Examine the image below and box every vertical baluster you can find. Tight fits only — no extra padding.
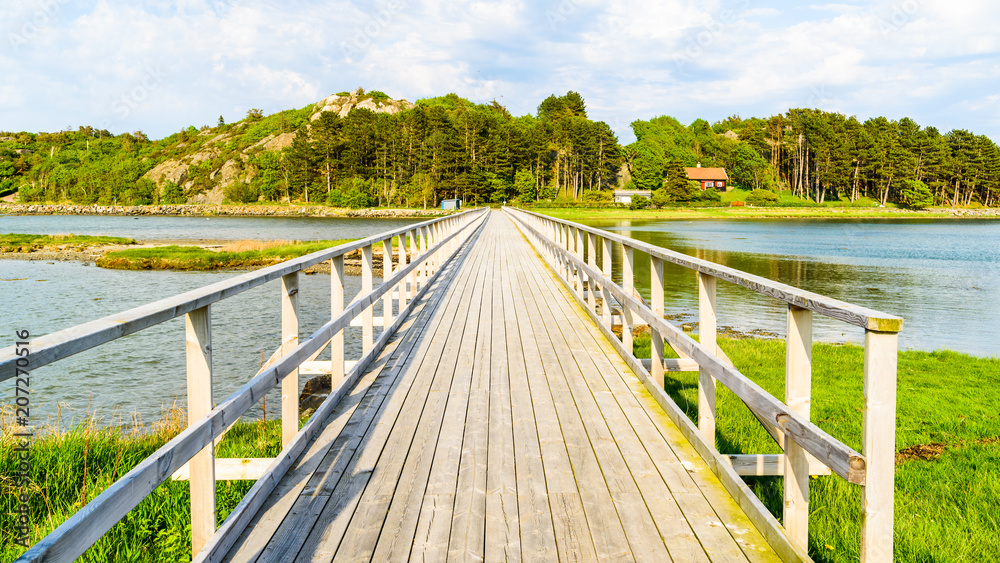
[331,254,344,386]
[622,245,634,355]
[397,233,408,307]
[409,228,418,292]
[601,236,612,328]
[281,272,299,446]
[698,272,717,443]
[185,306,215,556]
[861,329,898,563]
[784,305,812,550]
[575,227,585,299]
[383,238,393,330]
[362,245,373,353]
[587,232,598,313]
[420,226,429,287]
[650,255,664,384]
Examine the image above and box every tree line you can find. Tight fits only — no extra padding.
[3,92,998,208]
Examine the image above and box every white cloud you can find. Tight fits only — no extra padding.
[0,0,996,144]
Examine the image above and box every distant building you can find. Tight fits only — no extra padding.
[613,190,652,204]
[441,198,461,210]
[685,164,730,191]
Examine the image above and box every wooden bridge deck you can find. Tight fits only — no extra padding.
[221,211,783,562]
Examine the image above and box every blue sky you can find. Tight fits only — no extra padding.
[1,0,998,144]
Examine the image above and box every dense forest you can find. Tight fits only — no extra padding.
[1,89,997,208]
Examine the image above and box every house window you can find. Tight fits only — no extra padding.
[705,181,715,188]
[718,181,725,188]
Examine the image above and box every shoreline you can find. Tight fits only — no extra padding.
[532,206,1000,220]
[0,202,453,218]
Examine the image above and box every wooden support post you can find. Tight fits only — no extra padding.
[698,272,717,444]
[281,272,299,446]
[861,330,898,563]
[409,228,418,292]
[587,232,598,313]
[601,236,612,327]
[784,305,812,551]
[420,226,428,289]
[362,245,373,353]
[623,245,634,355]
[331,255,344,387]
[650,256,664,385]
[575,228,585,298]
[383,238,393,331]
[398,233,408,306]
[185,306,215,556]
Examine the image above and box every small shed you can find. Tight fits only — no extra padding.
[613,190,652,204]
[441,198,461,210]
[685,164,730,191]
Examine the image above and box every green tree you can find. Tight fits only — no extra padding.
[663,158,694,201]
[900,179,933,208]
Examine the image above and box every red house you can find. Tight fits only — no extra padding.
[685,164,729,191]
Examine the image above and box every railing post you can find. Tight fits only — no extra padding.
[650,255,664,384]
[575,227,585,299]
[383,237,393,331]
[420,226,429,288]
[784,305,812,551]
[185,305,215,556]
[362,244,373,353]
[409,228,419,292]
[622,245,634,354]
[861,330,898,563]
[587,232,598,313]
[601,236,612,327]
[331,255,344,386]
[698,272,717,444]
[398,233,408,306]
[281,272,300,446]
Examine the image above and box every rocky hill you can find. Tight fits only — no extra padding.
[140,88,415,204]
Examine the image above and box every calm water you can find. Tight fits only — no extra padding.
[0,214,419,241]
[0,215,418,428]
[576,218,1000,358]
[2,214,998,428]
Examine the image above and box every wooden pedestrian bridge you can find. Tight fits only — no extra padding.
[2,208,902,562]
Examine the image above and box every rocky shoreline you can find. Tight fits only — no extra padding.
[0,202,451,218]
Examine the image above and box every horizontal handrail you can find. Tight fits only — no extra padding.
[0,208,483,383]
[15,208,489,562]
[512,208,902,333]
[507,209,865,483]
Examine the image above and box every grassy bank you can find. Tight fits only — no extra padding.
[0,233,134,252]
[96,239,357,270]
[633,334,1000,562]
[1,409,287,562]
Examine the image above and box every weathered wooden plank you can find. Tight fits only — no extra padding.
[172,458,272,482]
[498,233,559,562]
[725,454,831,477]
[698,272,718,444]
[784,305,812,551]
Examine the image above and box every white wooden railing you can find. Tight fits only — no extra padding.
[505,207,901,563]
[0,207,488,562]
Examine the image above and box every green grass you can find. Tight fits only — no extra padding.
[1,410,288,562]
[633,334,1000,562]
[96,239,359,270]
[0,233,134,252]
